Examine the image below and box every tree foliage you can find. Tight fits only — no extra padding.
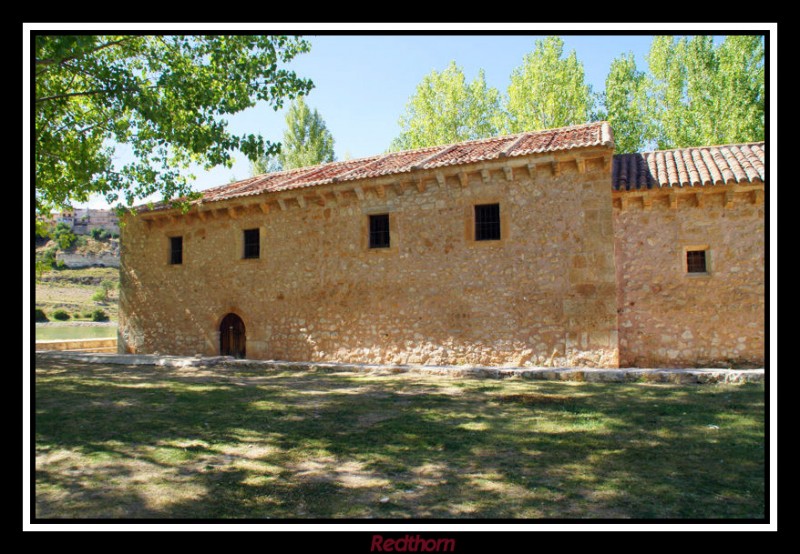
[52,222,76,250]
[505,36,594,133]
[278,97,336,169]
[52,309,71,321]
[390,61,502,150]
[35,35,313,214]
[249,153,283,176]
[715,36,765,144]
[647,35,764,149]
[250,96,335,174]
[91,309,110,322]
[600,53,653,154]
[390,35,763,155]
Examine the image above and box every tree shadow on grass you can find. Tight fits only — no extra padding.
[34,358,765,519]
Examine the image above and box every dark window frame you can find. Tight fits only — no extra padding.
[368,213,391,249]
[474,203,501,241]
[686,249,708,274]
[243,228,260,259]
[169,236,183,265]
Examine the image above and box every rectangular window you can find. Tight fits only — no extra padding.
[686,249,707,273]
[170,236,183,265]
[369,214,390,249]
[475,203,501,241]
[243,228,260,259]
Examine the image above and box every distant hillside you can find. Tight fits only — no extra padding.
[35,266,119,323]
[58,238,120,268]
[36,233,119,269]
[35,234,120,322]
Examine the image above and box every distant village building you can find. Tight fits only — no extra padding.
[119,122,765,368]
[45,208,119,235]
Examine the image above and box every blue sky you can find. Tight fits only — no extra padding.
[83,34,723,208]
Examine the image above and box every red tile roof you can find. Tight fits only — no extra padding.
[196,121,614,204]
[612,142,765,191]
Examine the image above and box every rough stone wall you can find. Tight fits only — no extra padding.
[120,152,619,367]
[613,189,765,367]
[57,251,120,268]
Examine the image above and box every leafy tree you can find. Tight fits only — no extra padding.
[279,97,335,170]
[52,222,76,250]
[249,154,283,176]
[250,96,335,174]
[35,35,313,215]
[599,53,654,153]
[91,309,110,322]
[36,244,58,276]
[505,36,594,133]
[713,35,765,144]
[647,36,703,148]
[90,227,110,240]
[90,280,115,303]
[647,35,764,149]
[390,61,502,150]
[52,309,71,321]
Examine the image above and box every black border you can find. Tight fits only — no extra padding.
[27,25,775,535]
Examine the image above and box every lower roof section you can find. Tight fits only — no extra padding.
[613,142,765,191]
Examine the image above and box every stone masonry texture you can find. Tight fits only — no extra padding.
[120,149,619,367]
[119,126,765,369]
[613,191,764,367]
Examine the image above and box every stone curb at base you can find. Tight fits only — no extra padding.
[34,351,765,384]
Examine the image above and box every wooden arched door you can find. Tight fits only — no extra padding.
[220,313,246,359]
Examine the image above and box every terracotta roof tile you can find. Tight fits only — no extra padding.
[422,136,512,168]
[510,122,612,157]
[612,142,765,191]
[170,121,614,208]
[339,146,442,181]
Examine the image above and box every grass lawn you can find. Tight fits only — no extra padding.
[34,357,765,519]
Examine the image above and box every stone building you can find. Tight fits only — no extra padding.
[45,208,120,235]
[612,144,765,367]
[118,122,765,368]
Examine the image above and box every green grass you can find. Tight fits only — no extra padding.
[36,325,117,341]
[34,357,765,519]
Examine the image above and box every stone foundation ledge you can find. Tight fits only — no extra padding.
[34,351,764,384]
[35,338,117,352]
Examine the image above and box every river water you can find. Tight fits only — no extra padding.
[35,322,117,341]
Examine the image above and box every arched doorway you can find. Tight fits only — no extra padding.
[220,313,246,359]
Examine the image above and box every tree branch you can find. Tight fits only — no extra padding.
[35,37,131,67]
[36,86,145,104]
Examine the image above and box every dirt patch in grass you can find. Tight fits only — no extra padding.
[34,356,766,520]
[494,393,570,405]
